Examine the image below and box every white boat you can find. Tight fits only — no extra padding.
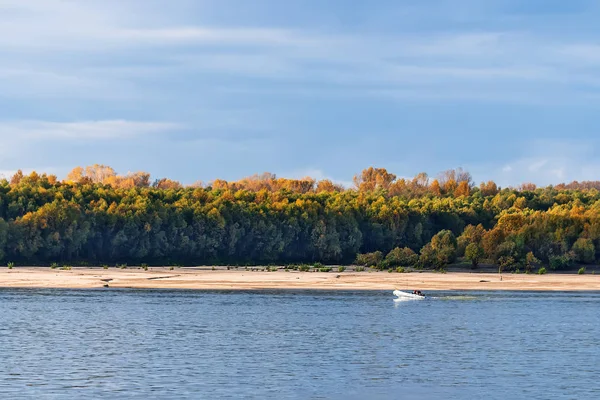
[393,290,425,300]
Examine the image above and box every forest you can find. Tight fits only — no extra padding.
[0,165,598,272]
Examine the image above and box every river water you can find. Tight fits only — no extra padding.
[0,289,598,399]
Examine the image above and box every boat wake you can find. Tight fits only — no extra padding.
[438,295,477,301]
[393,290,478,302]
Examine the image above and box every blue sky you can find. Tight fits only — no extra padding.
[1,0,599,187]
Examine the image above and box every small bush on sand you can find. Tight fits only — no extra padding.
[538,267,547,275]
[578,267,586,275]
[7,262,14,269]
[338,266,346,272]
[319,267,332,272]
[355,266,365,272]
[396,267,405,273]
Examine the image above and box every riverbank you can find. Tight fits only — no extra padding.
[0,267,599,291]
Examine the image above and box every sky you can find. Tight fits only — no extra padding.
[1,0,600,187]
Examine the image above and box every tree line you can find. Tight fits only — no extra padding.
[0,165,597,270]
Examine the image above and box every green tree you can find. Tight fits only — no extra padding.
[572,238,595,264]
[465,243,484,268]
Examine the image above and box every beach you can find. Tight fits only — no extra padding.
[0,267,598,291]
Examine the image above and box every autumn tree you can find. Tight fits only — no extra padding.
[153,178,183,190]
[480,181,499,196]
[454,181,470,197]
[353,167,396,191]
[10,170,24,185]
[457,224,486,256]
[316,180,344,193]
[519,182,537,191]
[429,179,442,196]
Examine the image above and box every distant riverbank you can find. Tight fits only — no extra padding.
[0,267,598,291]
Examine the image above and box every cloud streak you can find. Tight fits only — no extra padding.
[0,120,181,140]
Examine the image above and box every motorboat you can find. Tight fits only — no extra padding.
[393,290,425,300]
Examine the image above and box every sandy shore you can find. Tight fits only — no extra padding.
[0,267,598,291]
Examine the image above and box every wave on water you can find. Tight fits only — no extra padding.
[436,295,478,301]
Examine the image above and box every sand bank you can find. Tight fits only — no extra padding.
[0,267,598,291]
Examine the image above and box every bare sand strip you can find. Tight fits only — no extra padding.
[0,268,598,291]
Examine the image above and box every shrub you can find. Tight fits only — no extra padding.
[102,265,109,270]
[383,247,418,268]
[60,265,72,270]
[355,252,383,267]
[51,263,59,269]
[396,267,405,273]
[299,265,310,272]
[169,266,174,271]
[549,253,575,270]
[313,262,323,269]
[7,262,14,269]
[319,267,332,272]
[338,266,346,272]
[578,267,586,275]
[538,267,547,275]
[141,263,148,268]
[355,266,365,272]
[211,267,216,271]
[143,265,149,271]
